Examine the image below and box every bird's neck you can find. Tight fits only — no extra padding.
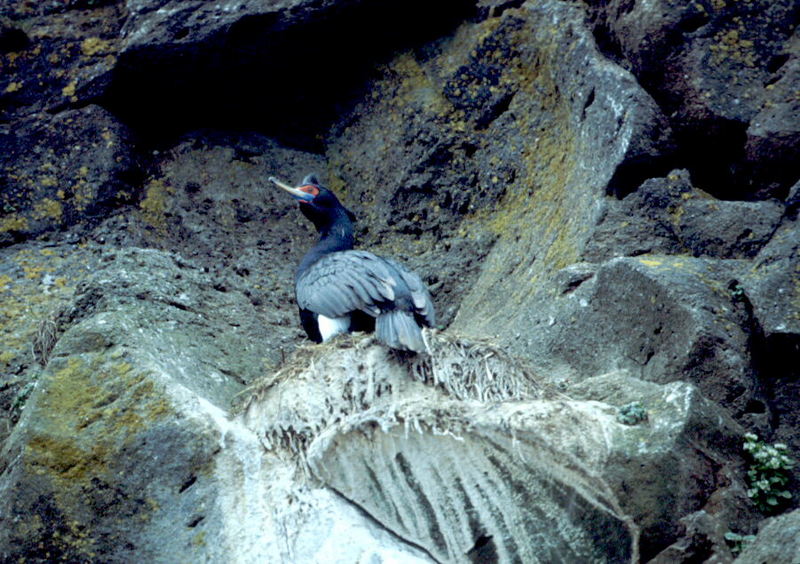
[297,214,354,276]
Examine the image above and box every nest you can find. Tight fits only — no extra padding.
[233,330,557,464]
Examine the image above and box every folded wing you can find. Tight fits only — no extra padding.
[296,250,435,327]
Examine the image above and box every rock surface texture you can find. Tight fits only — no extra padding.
[1,0,798,562]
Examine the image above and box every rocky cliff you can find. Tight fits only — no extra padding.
[1,0,798,562]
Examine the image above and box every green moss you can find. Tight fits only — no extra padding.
[34,355,172,442]
[27,353,173,481]
[27,434,109,481]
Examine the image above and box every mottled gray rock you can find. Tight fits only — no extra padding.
[584,0,800,198]
[1,0,799,560]
[735,509,800,564]
[122,0,274,48]
[745,54,800,199]
[741,212,800,473]
[104,131,327,369]
[572,372,755,560]
[331,0,672,334]
[0,247,251,560]
[0,105,139,244]
[60,248,270,402]
[478,254,764,422]
[0,241,102,449]
[0,3,123,116]
[586,170,784,261]
[743,213,800,339]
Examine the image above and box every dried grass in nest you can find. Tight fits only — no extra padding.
[231,333,379,415]
[411,329,552,403]
[32,311,59,367]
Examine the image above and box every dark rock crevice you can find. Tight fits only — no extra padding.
[0,25,29,54]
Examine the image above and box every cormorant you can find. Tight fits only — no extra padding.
[270,174,435,353]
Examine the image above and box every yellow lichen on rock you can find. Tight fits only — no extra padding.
[40,175,59,187]
[27,353,173,479]
[34,198,64,221]
[81,37,112,57]
[0,350,14,365]
[17,351,172,559]
[139,179,175,231]
[0,214,29,233]
[710,23,757,67]
[62,79,77,98]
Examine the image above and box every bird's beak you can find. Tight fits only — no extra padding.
[269,176,315,202]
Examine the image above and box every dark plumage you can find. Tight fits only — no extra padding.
[271,174,435,352]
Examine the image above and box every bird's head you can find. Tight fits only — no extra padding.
[270,174,356,233]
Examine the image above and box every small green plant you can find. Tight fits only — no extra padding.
[729,281,746,301]
[616,402,648,425]
[724,531,756,555]
[11,381,36,414]
[743,432,795,513]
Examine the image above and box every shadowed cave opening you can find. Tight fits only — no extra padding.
[101,0,478,153]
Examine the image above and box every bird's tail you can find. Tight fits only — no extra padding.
[376,310,427,353]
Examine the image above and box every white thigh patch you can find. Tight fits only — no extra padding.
[317,315,350,342]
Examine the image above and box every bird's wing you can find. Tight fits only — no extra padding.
[296,251,400,319]
[383,256,436,327]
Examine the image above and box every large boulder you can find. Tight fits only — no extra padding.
[0,241,101,448]
[744,52,800,198]
[0,247,431,562]
[742,208,800,340]
[740,202,800,473]
[109,0,476,143]
[477,254,767,425]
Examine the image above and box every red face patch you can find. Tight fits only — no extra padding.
[298,185,319,199]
